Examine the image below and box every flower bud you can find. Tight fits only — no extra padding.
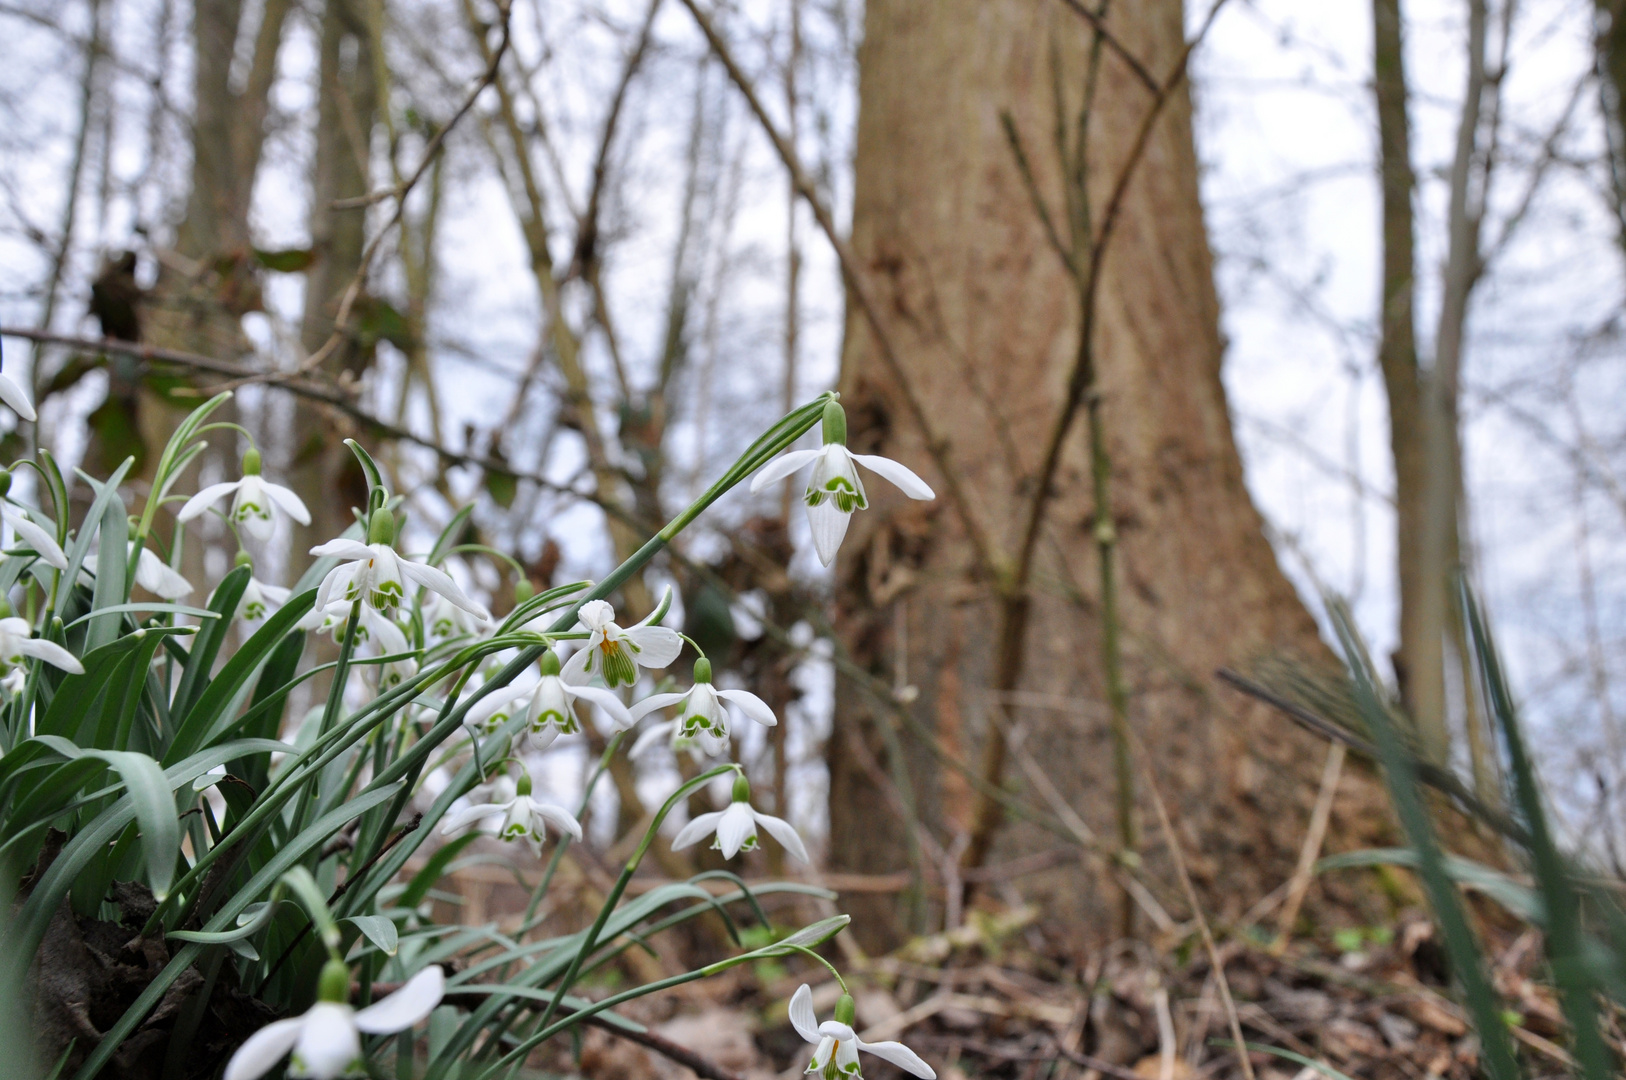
[540,649,562,677]
[514,579,535,603]
[821,399,847,446]
[0,468,12,497]
[515,769,533,797]
[693,657,712,684]
[317,958,352,1004]
[234,549,253,569]
[242,447,262,475]
[731,772,751,804]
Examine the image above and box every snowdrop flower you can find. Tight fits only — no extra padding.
[221,553,289,624]
[629,658,775,760]
[560,598,681,688]
[299,599,417,687]
[672,773,809,863]
[789,984,935,1080]
[0,492,67,570]
[178,449,311,541]
[527,649,632,749]
[425,592,483,643]
[0,616,83,675]
[750,400,933,566]
[238,576,291,624]
[440,768,582,855]
[464,683,532,740]
[85,543,193,599]
[312,511,489,622]
[225,960,443,1080]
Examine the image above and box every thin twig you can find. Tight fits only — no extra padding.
[301,2,513,373]
[1271,742,1345,951]
[1051,0,1160,94]
[1132,743,1256,1080]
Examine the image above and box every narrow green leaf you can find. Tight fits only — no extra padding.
[168,564,250,724]
[86,488,128,651]
[347,915,400,956]
[84,750,178,901]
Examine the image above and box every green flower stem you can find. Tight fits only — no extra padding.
[481,941,801,1080]
[522,729,626,925]
[293,600,364,834]
[528,765,742,1040]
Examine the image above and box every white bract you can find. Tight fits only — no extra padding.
[671,775,809,863]
[312,539,488,622]
[560,599,680,688]
[629,658,775,759]
[528,649,632,749]
[440,770,582,855]
[789,984,935,1080]
[85,543,193,599]
[750,401,933,565]
[225,964,444,1080]
[178,450,311,541]
[0,503,67,569]
[0,616,83,675]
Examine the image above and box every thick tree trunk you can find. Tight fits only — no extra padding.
[827,0,1393,947]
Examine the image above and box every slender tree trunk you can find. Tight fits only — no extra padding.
[289,0,382,558]
[827,0,1393,946]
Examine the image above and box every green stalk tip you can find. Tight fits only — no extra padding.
[317,958,351,1003]
[693,657,712,684]
[242,447,262,475]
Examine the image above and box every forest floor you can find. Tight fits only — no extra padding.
[533,898,1587,1080]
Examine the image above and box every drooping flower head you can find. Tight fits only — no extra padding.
[527,648,632,749]
[439,767,582,856]
[789,984,935,1080]
[671,772,809,863]
[178,448,312,541]
[224,960,443,1080]
[560,599,680,688]
[628,657,777,760]
[750,400,934,566]
[223,551,290,624]
[0,473,67,570]
[84,542,192,599]
[311,509,489,622]
[0,615,82,677]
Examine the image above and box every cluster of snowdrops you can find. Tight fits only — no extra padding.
[0,374,936,1080]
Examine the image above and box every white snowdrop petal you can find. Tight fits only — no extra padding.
[0,373,37,422]
[398,559,490,621]
[567,682,633,727]
[440,802,505,835]
[354,965,444,1033]
[290,1003,361,1078]
[558,646,593,686]
[621,624,682,669]
[749,448,821,494]
[834,1036,863,1075]
[177,481,239,522]
[224,1017,305,1080]
[752,810,810,864]
[819,1020,856,1042]
[3,508,67,569]
[535,803,584,842]
[576,600,615,631]
[16,637,84,674]
[805,499,851,566]
[788,984,821,1045]
[628,690,688,723]
[856,1037,937,1078]
[715,803,756,859]
[263,480,313,524]
[851,453,935,500]
[310,539,375,560]
[716,688,777,728]
[670,810,726,851]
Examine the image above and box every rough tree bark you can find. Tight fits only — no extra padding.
[827,0,1393,946]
